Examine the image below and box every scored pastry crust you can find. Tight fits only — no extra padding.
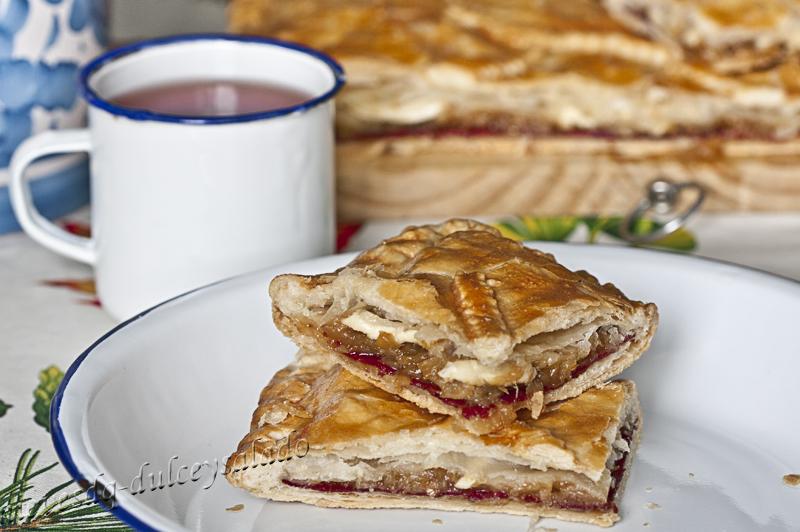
[270,219,657,434]
[226,356,642,527]
[230,0,800,140]
[603,0,800,73]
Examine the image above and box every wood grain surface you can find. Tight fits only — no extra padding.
[336,136,800,220]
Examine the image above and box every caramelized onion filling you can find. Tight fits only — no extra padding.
[318,317,633,419]
[320,320,531,420]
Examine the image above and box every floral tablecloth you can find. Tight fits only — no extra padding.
[1,210,799,529]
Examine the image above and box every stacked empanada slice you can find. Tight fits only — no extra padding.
[268,219,657,434]
[227,356,641,527]
[227,220,658,526]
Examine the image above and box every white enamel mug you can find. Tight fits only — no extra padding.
[9,35,345,320]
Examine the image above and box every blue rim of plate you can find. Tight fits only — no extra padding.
[49,244,800,531]
[49,277,229,532]
[80,33,346,125]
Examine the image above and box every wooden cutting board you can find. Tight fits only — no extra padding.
[336,135,800,220]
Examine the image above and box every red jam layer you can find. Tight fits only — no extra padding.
[345,352,397,377]
[339,330,634,416]
[283,479,509,502]
[498,383,528,404]
[545,334,635,393]
[342,351,501,419]
[343,123,774,143]
[410,377,497,419]
[282,421,636,513]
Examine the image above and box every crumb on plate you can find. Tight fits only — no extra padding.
[225,504,244,512]
[432,519,443,525]
[784,474,800,487]
[526,516,550,532]
[645,502,661,510]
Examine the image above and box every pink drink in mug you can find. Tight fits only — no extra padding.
[110,80,313,117]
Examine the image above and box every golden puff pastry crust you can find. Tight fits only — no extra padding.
[603,0,800,74]
[269,219,657,434]
[226,357,642,527]
[230,0,800,140]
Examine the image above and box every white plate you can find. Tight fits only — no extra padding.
[52,244,800,531]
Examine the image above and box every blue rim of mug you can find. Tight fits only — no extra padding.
[79,33,346,125]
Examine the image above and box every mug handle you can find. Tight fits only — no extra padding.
[9,129,96,264]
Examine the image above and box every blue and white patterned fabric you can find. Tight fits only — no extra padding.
[0,0,106,232]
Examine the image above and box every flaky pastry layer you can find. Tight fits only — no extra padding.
[231,0,800,140]
[226,357,642,527]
